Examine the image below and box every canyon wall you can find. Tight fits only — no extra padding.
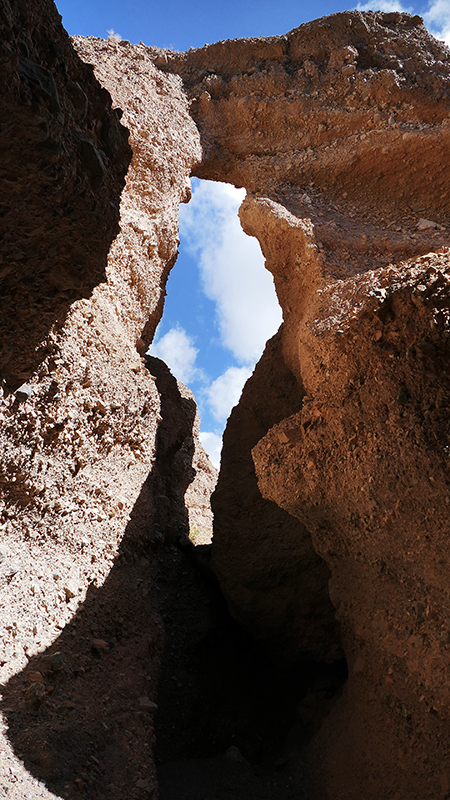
[160,11,450,799]
[0,6,214,798]
[0,1,203,678]
[211,328,342,665]
[2,5,450,799]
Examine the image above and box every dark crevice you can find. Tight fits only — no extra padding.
[147,356,348,798]
[154,534,348,800]
[146,319,348,800]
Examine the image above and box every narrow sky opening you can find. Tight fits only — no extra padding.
[149,179,283,469]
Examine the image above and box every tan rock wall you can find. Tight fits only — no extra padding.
[0,14,210,800]
[161,12,450,798]
[0,12,201,686]
[73,37,201,353]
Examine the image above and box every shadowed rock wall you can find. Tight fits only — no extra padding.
[0,0,130,390]
[212,329,342,665]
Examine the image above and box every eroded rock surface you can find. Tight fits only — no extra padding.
[2,7,450,800]
[146,355,217,544]
[0,17,202,676]
[0,10,214,800]
[253,249,450,799]
[0,0,130,391]
[73,36,201,354]
[161,11,450,799]
[161,10,450,220]
[212,329,341,665]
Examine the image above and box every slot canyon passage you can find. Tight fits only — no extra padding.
[2,2,450,799]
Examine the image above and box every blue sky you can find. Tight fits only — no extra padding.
[150,181,282,467]
[56,0,450,51]
[56,0,450,466]
[58,0,357,52]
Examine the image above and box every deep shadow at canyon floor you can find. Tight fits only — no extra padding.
[1,357,346,800]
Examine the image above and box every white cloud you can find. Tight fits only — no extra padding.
[149,326,199,384]
[179,180,282,365]
[107,29,122,42]
[199,431,222,469]
[356,0,411,10]
[423,0,450,44]
[355,0,450,45]
[204,365,253,424]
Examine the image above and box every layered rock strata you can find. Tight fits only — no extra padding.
[160,9,450,222]
[158,11,450,798]
[252,232,450,799]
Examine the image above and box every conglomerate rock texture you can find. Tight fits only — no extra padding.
[2,5,450,800]
[159,10,450,799]
[0,0,130,391]
[253,249,450,799]
[0,4,203,681]
[0,7,216,800]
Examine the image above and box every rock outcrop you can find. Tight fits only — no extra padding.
[2,5,450,800]
[212,329,342,665]
[0,8,214,799]
[0,0,130,391]
[161,10,450,218]
[146,355,217,544]
[160,11,450,798]
[253,250,450,799]
[0,9,203,678]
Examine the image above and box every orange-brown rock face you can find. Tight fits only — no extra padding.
[253,249,450,799]
[162,10,450,218]
[160,11,450,798]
